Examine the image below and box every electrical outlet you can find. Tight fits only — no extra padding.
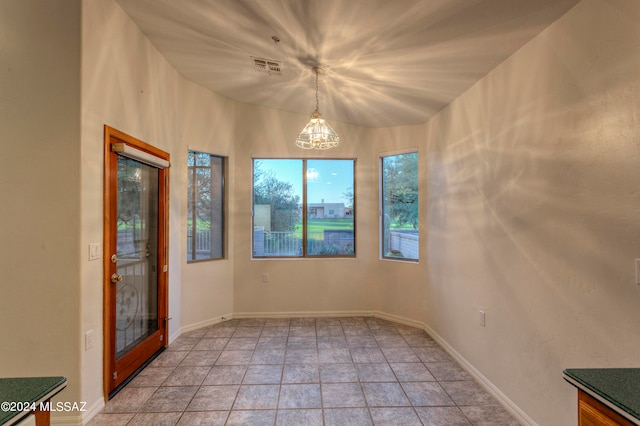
[262,273,269,283]
[479,310,486,327]
[85,330,94,350]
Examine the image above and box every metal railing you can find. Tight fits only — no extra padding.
[262,231,303,255]
[187,230,212,256]
[253,230,354,256]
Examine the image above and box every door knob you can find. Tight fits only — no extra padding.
[110,273,123,283]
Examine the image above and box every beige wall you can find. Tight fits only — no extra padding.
[81,0,183,414]
[416,0,639,424]
[177,81,236,332]
[233,1,640,424]
[232,104,380,315]
[365,126,430,323]
[0,0,82,419]
[81,0,237,418]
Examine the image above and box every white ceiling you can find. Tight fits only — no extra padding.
[115,0,580,128]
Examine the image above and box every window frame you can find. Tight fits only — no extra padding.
[380,150,419,262]
[187,150,227,263]
[252,158,356,259]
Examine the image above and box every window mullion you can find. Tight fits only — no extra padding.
[208,163,214,259]
[220,160,225,259]
[190,165,197,260]
[302,159,308,257]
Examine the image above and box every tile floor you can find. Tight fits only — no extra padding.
[89,317,519,425]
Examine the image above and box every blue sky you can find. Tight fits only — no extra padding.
[255,159,354,205]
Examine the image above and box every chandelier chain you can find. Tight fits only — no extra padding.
[315,68,320,113]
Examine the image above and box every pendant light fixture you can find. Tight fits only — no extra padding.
[295,67,340,150]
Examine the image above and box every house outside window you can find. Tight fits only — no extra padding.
[381,151,419,261]
[253,159,355,258]
[187,151,225,261]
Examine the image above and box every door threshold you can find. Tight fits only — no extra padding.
[108,347,165,400]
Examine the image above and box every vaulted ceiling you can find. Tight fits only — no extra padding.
[116,0,580,128]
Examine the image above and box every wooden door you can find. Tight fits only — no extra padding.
[103,126,169,398]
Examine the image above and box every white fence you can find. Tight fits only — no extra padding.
[187,230,222,258]
[388,230,419,259]
[253,228,353,256]
[194,227,414,258]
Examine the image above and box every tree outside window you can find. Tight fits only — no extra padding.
[381,152,419,261]
[187,151,225,261]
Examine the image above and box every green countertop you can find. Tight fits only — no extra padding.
[563,368,640,425]
[0,377,67,425]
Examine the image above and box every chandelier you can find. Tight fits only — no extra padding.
[295,67,340,150]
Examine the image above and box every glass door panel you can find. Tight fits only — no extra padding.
[115,156,159,359]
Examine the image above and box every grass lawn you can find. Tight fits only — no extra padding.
[295,218,354,239]
[389,221,417,230]
[291,218,413,240]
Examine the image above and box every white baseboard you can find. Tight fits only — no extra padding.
[231,310,374,320]
[372,310,427,330]
[176,310,532,426]
[54,395,104,426]
[178,314,231,335]
[50,413,82,425]
[80,397,105,425]
[421,323,534,426]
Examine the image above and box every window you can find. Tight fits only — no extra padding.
[253,159,355,258]
[381,152,419,261]
[187,151,225,261]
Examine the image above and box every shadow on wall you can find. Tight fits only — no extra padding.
[426,39,640,366]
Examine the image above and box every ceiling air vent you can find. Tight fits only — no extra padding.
[251,56,281,76]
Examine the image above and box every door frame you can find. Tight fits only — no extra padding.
[103,125,170,399]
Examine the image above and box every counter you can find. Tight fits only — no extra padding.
[564,368,640,425]
[0,377,67,426]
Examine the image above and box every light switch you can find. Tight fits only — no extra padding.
[89,243,101,261]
